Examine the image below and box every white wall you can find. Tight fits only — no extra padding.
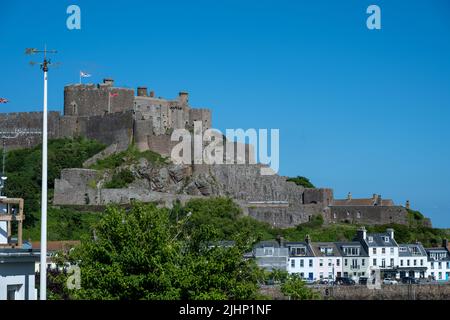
[0,262,36,300]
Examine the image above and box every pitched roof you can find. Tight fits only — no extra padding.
[364,233,398,247]
[285,241,315,257]
[398,243,427,257]
[31,241,80,252]
[334,241,369,257]
[310,242,340,257]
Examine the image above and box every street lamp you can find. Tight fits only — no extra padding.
[26,46,57,300]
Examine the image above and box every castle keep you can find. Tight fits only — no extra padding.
[0,79,431,228]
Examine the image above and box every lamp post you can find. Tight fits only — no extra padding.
[26,46,57,300]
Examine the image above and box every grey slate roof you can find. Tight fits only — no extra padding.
[310,242,341,257]
[425,247,450,261]
[285,241,315,257]
[398,243,427,257]
[335,241,369,257]
[363,233,398,247]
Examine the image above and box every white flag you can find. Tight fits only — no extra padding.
[80,71,91,78]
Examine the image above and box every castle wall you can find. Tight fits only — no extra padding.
[303,188,333,206]
[0,111,61,149]
[328,206,410,225]
[64,84,134,117]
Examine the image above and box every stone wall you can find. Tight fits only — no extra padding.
[0,111,61,149]
[328,205,410,225]
[64,83,134,117]
[303,188,333,206]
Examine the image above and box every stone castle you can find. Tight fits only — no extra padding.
[0,79,431,228]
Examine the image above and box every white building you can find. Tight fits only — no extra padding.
[425,240,450,281]
[397,243,428,279]
[335,241,369,281]
[0,197,40,300]
[286,237,316,280]
[309,241,342,281]
[254,240,288,272]
[0,249,39,300]
[355,227,399,279]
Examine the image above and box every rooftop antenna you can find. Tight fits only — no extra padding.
[26,45,58,301]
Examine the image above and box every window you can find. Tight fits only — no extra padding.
[291,259,295,268]
[328,272,333,279]
[431,262,434,269]
[439,262,442,269]
[372,248,376,254]
[400,260,404,266]
[344,259,348,266]
[420,260,424,266]
[438,272,442,280]
[399,247,407,253]
[384,237,389,243]
[309,259,313,267]
[414,259,417,266]
[407,260,410,266]
[7,285,20,301]
[300,272,304,278]
[390,258,394,267]
[382,248,386,254]
[319,259,323,267]
[373,259,377,266]
[336,259,340,267]
[264,248,273,255]
[390,248,394,254]
[319,272,324,279]
[328,259,332,267]
[300,259,304,268]
[362,259,365,266]
[368,236,373,243]
[381,258,386,268]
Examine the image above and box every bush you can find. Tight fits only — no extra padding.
[286,176,315,188]
[104,169,135,188]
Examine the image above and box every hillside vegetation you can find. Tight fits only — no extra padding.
[1,138,448,246]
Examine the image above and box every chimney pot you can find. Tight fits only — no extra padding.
[103,78,114,86]
[137,87,148,97]
[149,91,155,98]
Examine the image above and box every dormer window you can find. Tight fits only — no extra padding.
[264,247,274,255]
[384,237,389,243]
[368,236,373,243]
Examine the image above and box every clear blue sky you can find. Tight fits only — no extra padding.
[1,1,449,227]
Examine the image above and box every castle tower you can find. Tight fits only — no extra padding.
[405,200,410,209]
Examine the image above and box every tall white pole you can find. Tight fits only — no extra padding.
[40,68,48,300]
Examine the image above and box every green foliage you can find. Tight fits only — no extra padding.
[63,203,261,300]
[104,169,135,189]
[89,144,167,170]
[3,137,105,226]
[281,274,321,300]
[22,207,102,241]
[407,209,425,221]
[286,176,315,188]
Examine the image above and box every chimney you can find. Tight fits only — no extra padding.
[386,228,394,240]
[149,91,155,98]
[276,235,284,247]
[405,200,410,209]
[376,194,382,206]
[137,87,148,97]
[357,226,367,240]
[305,234,311,244]
[347,192,352,200]
[443,239,448,249]
[103,78,114,86]
[179,91,189,105]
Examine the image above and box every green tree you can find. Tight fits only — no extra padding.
[65,202,262,300]
[286,176,315,188]
[281,274,321,300]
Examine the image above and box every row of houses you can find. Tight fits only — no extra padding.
[254,227,450,282]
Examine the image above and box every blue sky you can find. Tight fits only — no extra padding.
[1,1,449,227]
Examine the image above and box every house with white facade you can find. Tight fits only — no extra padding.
[425,240,450,281]
[0,197,40,300]
[309,241,342,281]
[355,227,399,278]
[335,241,369,281]
[254,240,288,272]
[285,236,315,280]
[397,242,428,279]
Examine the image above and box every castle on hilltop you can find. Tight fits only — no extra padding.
[0,79,432,228]
[1,78,211,156]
